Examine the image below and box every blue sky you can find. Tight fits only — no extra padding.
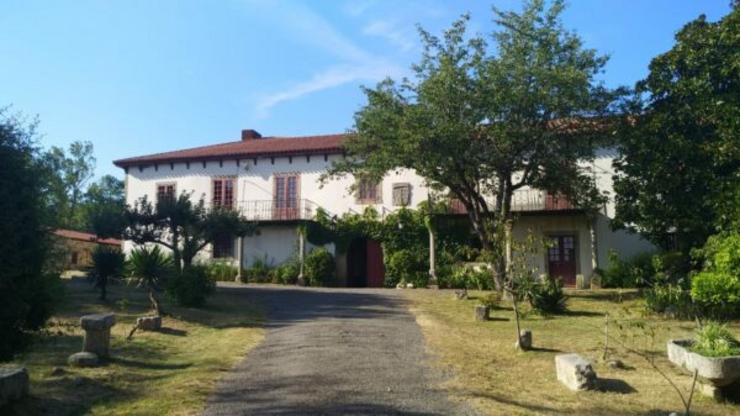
[0,0,731,178]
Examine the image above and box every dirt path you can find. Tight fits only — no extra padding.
[203,285,472,415]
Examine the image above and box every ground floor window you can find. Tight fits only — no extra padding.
[213,234,235,258]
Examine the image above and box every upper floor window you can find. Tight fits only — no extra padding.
[156,183,176,203]
[213,177,235,209]
[392,183,411,206]
[273,174,300,220]
[356,178,382,204]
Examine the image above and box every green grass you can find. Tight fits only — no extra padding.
[4,280,264,416]
[404,289,740,416]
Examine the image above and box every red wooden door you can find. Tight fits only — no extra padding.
[273,175,299,220]
[366,240,385,288]
[548,235,577,286]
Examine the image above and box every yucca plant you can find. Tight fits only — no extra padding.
[90,246,125,301]
[127,246,173,316]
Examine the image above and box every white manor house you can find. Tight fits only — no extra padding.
[114,129,654,288]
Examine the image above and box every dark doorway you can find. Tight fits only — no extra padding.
[547,234,577,286]
[346,238,385,288]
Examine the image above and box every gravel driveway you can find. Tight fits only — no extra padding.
[203,284,472,416]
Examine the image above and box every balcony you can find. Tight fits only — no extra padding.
[237,199,319,221]
[446,190,575,214]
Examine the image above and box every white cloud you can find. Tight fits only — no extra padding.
[247,0,408,118]
[255,63,402,118]
[342,0,376,17]
[362,19,416,52]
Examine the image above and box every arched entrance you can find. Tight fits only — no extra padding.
[346,238,385,287]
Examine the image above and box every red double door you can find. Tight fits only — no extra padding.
[548,235,577,286]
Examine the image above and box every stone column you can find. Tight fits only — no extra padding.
[80,313,116,357]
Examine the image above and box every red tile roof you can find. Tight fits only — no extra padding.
[53,229,122,246]
[113,133,348,167]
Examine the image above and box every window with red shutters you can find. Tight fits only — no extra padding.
[273,174,300,220]
[212,177,235,209]
[156,183,176,203]
[356,177,381,204]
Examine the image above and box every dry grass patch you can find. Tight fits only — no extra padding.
[405,289,740,416]
[5,280,264,416]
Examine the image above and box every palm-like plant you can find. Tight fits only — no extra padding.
[90,246,125,301]
[127,246,173,316]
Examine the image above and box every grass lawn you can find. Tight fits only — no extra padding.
[4,279,264,416]
[404,289,740,416]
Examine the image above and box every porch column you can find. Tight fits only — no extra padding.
[297,228,306,286]
[236,236,244,282]
[428,225,438,288]
[589,217,598,272]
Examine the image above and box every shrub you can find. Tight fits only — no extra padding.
[304,247,335,286]
[691,271,740,319]
[167,265,215,307]
[527,278,567,314]
[243,255,274,283]
[651,251,690,284]
[644,283,693,317]
[602,250,656,288]
[441,264,493,290]
[690,233,740,319]
[385,249,428,288]
[204,260,239,282]
[274,259,300,285]
[479,291,502,309]
[691,322,740,357]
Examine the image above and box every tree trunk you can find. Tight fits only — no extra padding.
[149,288,164,316]
[171,226,182,273]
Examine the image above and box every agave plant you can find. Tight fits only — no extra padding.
[90,246,125,301]
[127,246,173,316]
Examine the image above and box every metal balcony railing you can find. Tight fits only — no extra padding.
[237,199,319,221]
[446,190,575,214]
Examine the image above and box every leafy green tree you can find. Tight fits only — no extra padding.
[326,0,616,289]
[0,110,60,360]
[613,5,740,253]
[125,193,256,272]
[41,140,96,229]
[90,246,125,301]
[85,175,126,236]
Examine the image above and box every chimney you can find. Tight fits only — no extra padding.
[241,129,262,141]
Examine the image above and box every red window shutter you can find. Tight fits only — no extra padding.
[213,179,223,207]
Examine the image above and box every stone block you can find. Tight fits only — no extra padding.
[454,289,468,300]
[474,305,489,321]
[516,329,532,350]
[80,313,115,357]
[555,354,597,391]
[0,367,29,406]
[68,352,100,367]
[80,313,115,331]
[136,315,162,331]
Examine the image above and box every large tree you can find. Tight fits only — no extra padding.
[41,140,96,229]
[326,0,617,289]
[613,5,740,253]
[0,110,59,360]
[125,193,256,272]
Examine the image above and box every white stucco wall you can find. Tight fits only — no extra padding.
[121,145,655,272]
